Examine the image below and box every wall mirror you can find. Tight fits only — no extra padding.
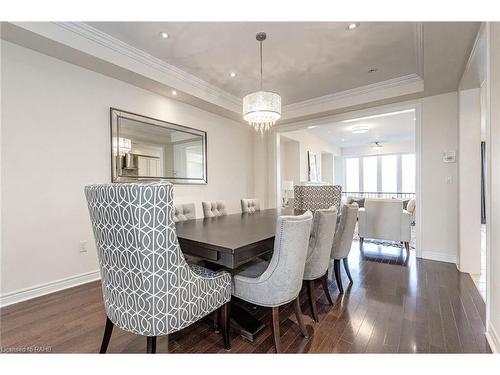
[111,108,207,184]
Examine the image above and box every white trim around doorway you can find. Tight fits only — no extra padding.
[274,101,423,258]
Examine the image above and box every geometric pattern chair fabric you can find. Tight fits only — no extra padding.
[202,200,228,218]
[85,183,231,352]
[293,185,342,212]
[173,202,196,222]
[240,198,260,213]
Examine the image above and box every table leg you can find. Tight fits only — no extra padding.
[230,299,266,342]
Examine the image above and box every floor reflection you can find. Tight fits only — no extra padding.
[353,241,411,266]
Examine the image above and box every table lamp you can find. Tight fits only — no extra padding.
[282,180,294,207]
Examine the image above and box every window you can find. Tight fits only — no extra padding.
[343,153,416,194]
[345,158,359,192]
[402,154,416,193]
[363,156,377,192]
[381,155,397,192]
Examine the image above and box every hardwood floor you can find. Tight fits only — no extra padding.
[0,242,491,354]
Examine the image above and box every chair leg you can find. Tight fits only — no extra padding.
[99,317,114,354]
[359,237,364,250]
[404,241,410,252]
[271,306,282,353]
[218,302,231,350]
[293,296,309,339]
[306,280,319,322]
[213,311,219,333]
[334,259,344,294]
[343,258,353,283]
[147,336,157,354]
[320,274,334,305]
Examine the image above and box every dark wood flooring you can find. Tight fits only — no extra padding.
[0,242,491,353]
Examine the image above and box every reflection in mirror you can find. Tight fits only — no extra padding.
[111,109,207,184]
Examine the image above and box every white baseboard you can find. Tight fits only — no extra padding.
[419,251,457,264]
[486,321,500,353]
[0,270,101,308]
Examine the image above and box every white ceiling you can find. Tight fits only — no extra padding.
[305,109,415,148]
[2,22,479,123]
[87,22,419,105]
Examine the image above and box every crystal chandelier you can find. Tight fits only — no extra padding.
[243,32,281,133]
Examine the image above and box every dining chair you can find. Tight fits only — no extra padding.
[202,200,228,218]
[173,202,196,222]
[85,182,232,353]
[330,203,359,294]
[240,198,260,213]
[303,207,338,322]
[231,211,313,353]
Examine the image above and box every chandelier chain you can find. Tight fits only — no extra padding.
[259,39,263,90]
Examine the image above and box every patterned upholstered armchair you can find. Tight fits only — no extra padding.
[294,185,342,212]
[202,200,228,218]
[240,198,260,213]
[303,207,338,322]
[85,183,231,353]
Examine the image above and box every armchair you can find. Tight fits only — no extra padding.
[358,198,411,252]
[85,183,231,353]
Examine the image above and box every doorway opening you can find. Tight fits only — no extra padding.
[275,103,421,258]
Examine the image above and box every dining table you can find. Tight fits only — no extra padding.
[175,207,298,341]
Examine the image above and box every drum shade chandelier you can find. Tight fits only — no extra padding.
[242,32,281,133]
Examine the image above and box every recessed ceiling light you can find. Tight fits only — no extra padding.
[346,23,360,30]
[307,125,318,129]
[342,109,415,123]
[368,68,378,73]
[351,125,369,134]
[160,32,169,39]
[171,90,177,95]
[341,138,345,142]
[230,72,237,78]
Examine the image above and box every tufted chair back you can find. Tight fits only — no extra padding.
[85,183,230,337]
[173,203,196,222]
[202,200,228,218]
[241,198,260,213]
[331,203,359,260]
[303,207,338,280]
[232,211,313,307]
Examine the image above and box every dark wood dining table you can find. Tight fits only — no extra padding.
[175,207,297,341]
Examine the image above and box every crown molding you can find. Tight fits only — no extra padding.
[281,73,424,120]
[415,22,424,78]
[55,22,242,107]
[8,21,242,114]
[459,22,486,89]
[7,22,425,123]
